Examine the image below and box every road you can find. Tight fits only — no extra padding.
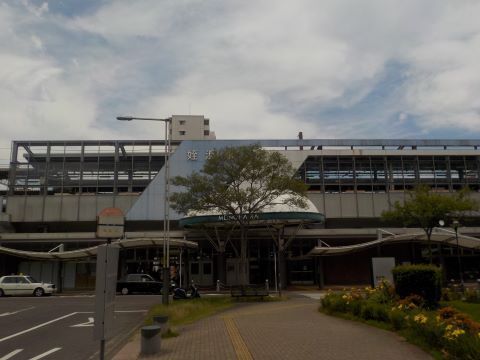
[0,294,160,360]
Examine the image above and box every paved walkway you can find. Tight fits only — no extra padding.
[113,294,432,360]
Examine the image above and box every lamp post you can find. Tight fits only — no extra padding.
[438,219,464,289]
[117,116,172,304]
[452,220,464,289]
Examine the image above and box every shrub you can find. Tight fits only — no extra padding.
[444,332,480,360]
[350,299,363,317]
[367,280,396,304]
[389,309,407,330]
[392,264,442,307]
[464,288,480,304]
[441,288,462,301]
[360,300,389,322]
[321,293,347,313]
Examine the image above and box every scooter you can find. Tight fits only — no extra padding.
[173,284,201,300]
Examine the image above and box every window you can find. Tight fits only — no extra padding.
[191,263,199,275]
[1,277,15,284]
[17,277,29,284]
[204,130,210,136]
[141,275,153,282]
[127,274,142,282]
[179,120,186,125]
[179,131,186,136]
[204,119,209,125]
[203,263,212,275]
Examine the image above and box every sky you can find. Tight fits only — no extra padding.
[1,0,480,165]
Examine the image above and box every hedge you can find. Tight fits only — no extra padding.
[392,264,442,307]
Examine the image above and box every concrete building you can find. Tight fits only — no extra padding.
[1,116,479,290]
[170,115,215,141]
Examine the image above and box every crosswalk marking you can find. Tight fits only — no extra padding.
[0,349,23,360]
[29,348,61,360]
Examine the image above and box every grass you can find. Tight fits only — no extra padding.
[232,294,288,302]
[443,300,480,322]
[145,296,234,327]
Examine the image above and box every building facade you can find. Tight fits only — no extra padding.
[1,117,480,290]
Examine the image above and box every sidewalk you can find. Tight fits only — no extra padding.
[113,293,432,360]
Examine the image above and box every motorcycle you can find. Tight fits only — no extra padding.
[173,284,201,300]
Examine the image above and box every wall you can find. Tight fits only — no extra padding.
[6,194,138,222]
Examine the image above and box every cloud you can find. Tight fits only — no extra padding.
[1,0,480,169]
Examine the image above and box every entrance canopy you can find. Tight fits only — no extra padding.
[0,237,198,261]
[308,230,480,256]
[179,196,324,228]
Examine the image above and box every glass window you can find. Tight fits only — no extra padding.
[418,157,435,183]
[141,275,153,282]
[305,158,321,183]
[1,277,15,284]
[191,263,199,275]
[370,158,386,181]
[127,274,142,282]
[17,277,29,284]
[203,263,212,275]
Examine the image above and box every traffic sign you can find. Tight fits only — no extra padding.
[96,208,125,239]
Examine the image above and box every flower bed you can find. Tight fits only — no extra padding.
[320,282,480,359]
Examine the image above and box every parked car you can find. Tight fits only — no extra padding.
[0,275,56,297]
[116,274,163,295]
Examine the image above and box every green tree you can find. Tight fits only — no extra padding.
[382,185,478,263]
[170,144,308,285]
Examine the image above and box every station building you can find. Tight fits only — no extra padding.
[1,115,480,290]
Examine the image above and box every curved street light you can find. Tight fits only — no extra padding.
[117,115,172,305]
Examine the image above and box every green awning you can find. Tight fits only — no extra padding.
[179,211,325,228]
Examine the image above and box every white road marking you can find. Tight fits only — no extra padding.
[0,308,148,343]
[71,317,94,327]
[0,307,35,317]
[0,349,23,360]
[0,313,77,343]
[29,348,61,360]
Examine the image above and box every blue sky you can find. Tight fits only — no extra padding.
[1,0,480,163]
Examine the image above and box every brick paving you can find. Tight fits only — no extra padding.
[113,294,432,360]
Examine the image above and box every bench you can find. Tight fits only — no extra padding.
[231,287,269,300]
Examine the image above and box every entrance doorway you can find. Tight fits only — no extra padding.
[226,258,250,285]
[189,260,213,286]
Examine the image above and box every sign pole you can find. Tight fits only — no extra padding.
[95,208,124,360]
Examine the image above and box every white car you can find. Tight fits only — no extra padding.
[0,275,56,297]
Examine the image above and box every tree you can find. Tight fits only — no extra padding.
[170,144,308,285]
[382,185,478,263]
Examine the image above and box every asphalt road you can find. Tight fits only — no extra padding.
[0,294,160,360]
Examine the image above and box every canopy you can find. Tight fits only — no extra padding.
[0,237,197,261]
[308,230,480,256]
[179,195,324,228]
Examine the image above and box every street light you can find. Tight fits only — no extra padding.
[117,115,172,304]
[438,219,464,289]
